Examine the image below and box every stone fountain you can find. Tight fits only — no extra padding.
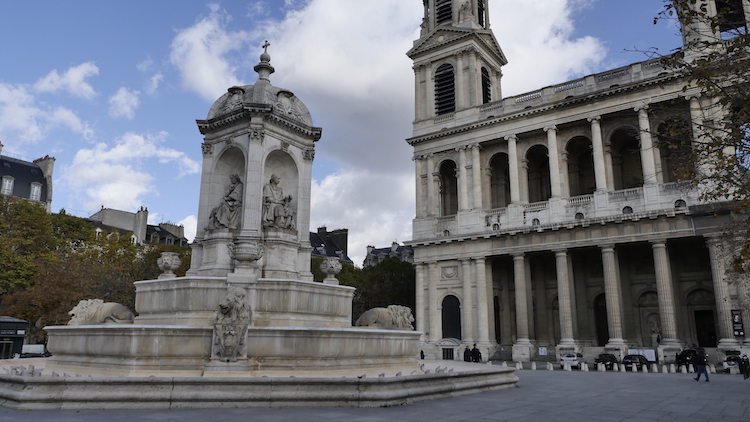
[0,45,517,409]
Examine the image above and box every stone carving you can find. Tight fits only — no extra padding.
[228,240,265,271]
[201,142,213,156]
[219,86,245,115]
[354,305,415,330]
[303,148,315,161]
[441,266,458,279]
[459,2,474,22]
[647,313,661,334]
[212,286,251,362]
[276,91,304,123]
[68,299,135,325]
[157,251,182,279]
[206,174,243,231]
[262,174,296,229]
[320,257,342,284]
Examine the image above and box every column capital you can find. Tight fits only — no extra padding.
[474,256,486,264]
[598,244,616,252]
[505,134,517,142]
[543,125,558,133]
[512,253,525,260]
[587,115,601,123]
[553,248,568,256]
[685,94,701,102]
[650,239,668,248]
[634,103,650,113]
[470,142,481,150]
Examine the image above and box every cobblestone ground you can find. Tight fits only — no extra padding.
[0,366,748,422]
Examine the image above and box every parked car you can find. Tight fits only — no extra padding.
[723,350,742,373]
[560,352,586,369]
[675,349,698,367]
[594,353,619,370]
[622,354,649,371]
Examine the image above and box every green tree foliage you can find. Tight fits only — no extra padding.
[310,256,416,323]
[0,198,191,341]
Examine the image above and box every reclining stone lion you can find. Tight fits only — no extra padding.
[68,299,135,325]
[354,305,415,330]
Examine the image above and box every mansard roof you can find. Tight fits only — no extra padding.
[0,155,49,202]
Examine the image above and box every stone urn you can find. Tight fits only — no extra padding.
[157,252,182,279]
[320,256,342,285]
[228,240,265,273]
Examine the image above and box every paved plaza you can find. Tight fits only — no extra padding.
[0,363,748,422]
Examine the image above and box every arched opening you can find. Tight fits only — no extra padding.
[593,293,609,346]
[441,295,462,340]
[481,67,491,104]
[566,136,595,196]
[610,128,644,190]
[435,63,455,115]
[687,289,717,348]
[436,0,452,25]
[657,117,694,183]
[489,153,511,208]
[526,145,551,203]
[439,160,458,216]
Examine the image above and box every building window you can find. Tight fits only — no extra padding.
[436,0,452,25]
[477,0,485,27]
[1,177,14,195]
[435,63,455,115]
[481,67,491,104]
[30,183,42,201]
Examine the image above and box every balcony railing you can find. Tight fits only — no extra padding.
[524,201,548,212]
[609,187,643,200]
[567,194,593,206]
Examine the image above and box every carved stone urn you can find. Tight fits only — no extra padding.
[228,240,265,273]
[157,252,182,279]
[319,257,342,285]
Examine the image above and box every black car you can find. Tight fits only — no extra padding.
[622,354,650,371]
[676,349,698,367]
[594,353,619,370]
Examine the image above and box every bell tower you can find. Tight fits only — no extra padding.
[408,0,507,123]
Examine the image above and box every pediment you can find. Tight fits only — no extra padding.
[408,28,507,66]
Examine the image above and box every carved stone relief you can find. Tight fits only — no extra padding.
[441,266,458,280]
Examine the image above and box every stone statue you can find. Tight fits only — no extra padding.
[262,174,295,229]
[648,314,661,334]
[459,1,474,21]
[355,305,415,330]
[212,286,251,362]
[68,299,135,325]
[206,174,243,231]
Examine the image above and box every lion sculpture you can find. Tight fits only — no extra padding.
[213,286,252,362]
[354,305,415,330]
[68,299,135,325]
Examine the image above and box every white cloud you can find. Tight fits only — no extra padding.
[108,87,140,119]
[170,4,247,101]
[33,62,99,99]
[178,215,197,242]
[0,82,92,146]
[145,73,163,95]
[62,132,201,210]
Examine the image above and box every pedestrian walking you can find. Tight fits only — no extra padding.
[694,348,709,382]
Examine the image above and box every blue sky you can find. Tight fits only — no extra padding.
[0,1,683,266]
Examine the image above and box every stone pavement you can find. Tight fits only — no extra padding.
[0,365,748,422]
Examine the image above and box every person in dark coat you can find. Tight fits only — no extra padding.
[471,344,481,363]
[694,348,709,382]
[463,346,472,362]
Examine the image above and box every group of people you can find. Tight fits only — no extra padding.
[463,344,482,363]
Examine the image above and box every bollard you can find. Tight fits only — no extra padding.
[582,363,589,372]
[531,362,537,370]
[548,362,554,371]
[621,363,627,372]
[642,364,648,373]
[612,363,619,372]
[662,364,668,374]
[651,364,658,373]
[688,364,695,373]
[502,361,507,367]
[516,362,523,370]
[564,363,571,371]
[681,365,687,374]
[670,363,676,373]
[709,364,716,374]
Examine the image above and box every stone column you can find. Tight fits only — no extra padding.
[460,259,475,342]
[475,257,490,343]
[455,51,466,110]
[651,240,679,346]
[520,159,529,203]
[414,65,424,121]
[588,116,609,191]
[428,262,440,342]
[426,64,435,118]
[506,135,521,203]
[555,249,576,345]
[706,236,742,348]
[415,263,426,334]
[414,155,424,219]
[458,146,469,211]
[513,254,531,343]
[635,105,657,185]
[427,154,438,217]
[544,126,562,197]
[600,245,626,346]
[468,50,478,106]
[471,143,482,209]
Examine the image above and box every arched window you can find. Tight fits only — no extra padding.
[435,63,455,115]
[526,145,551,203]
[657,117,693,183]
[489,153,510,208]
[566,136,595,196]
[436,0,452,25]
[610,128,644,190]
[481,67,491,104]
[439,160,459,215]
[441,295,462,339]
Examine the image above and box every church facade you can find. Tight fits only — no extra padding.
[407,0,750,363]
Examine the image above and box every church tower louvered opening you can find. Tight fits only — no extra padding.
[436,0,452,25]
[435,63,456,115]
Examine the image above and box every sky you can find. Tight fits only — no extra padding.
[0,0,684,267]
